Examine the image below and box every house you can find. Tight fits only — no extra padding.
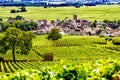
[33,15,120,36]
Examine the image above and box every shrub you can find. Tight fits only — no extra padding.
[47,28,62,40]
[75,5,80,8]
[10,9,16,13]
[15,15,23,20]
[99,34,105,38]
[0,18,3,21]
[112,38,120,45]
[16,10,20,13]
[44,6,47,8]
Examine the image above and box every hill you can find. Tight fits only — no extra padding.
[0,5,120,21]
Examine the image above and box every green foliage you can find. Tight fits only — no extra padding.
[0,27,35,61]
[0,35,120,74]
[105,37,112,41]
[117,19,120,25]
[105,37,113,45]
[112,38,120,45]
[32,35,120,62]
[99,34,106,38]
[103,19,120,29]
[0,18,2,21]
[15,15,23,20]
[103,19,110,23]
[91,20,97,27]
[99,45,120,52]
[0,22,9,32]
[20,6,27,12]
[20,31,35,55]
[0,59,120,80]
[50,36,106,47]
[0,37,9,54]
[10,6,27,14]
[0,20,38,32]
[0,57,3,61]
[0,35,120,62]
[47,28,62,40]
[10,9,16,13]
[1,62,5,73]
[44,5,47,8]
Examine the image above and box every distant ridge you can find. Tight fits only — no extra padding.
[0,0,120,3]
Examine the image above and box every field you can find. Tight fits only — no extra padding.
[1,5,120,79]
[0,5,120,21]
[0,35,120,75]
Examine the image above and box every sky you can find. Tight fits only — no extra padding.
[14,0,21,2]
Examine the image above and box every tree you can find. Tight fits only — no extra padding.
[30,22,38,30]
[0,22,9,32]
[117,19,120,25]
[0,27,35,61]
[10,9,16,13]
[91,20,97,28]
[20,6,27,12]
[103,19,110,23]
[47,28,62,40]
[15,15,23,20]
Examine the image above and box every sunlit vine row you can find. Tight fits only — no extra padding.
[0,59,120,80]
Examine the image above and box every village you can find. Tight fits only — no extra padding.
[32,15,120,37]
[1,14,120,37]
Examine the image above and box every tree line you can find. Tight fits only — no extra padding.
[91,19,120,29]
[11,6,27,13]
[0,16,38,32]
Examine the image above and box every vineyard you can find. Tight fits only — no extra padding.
[0,59,120,80]
[0,61,60,73]
[0,35,120,79]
